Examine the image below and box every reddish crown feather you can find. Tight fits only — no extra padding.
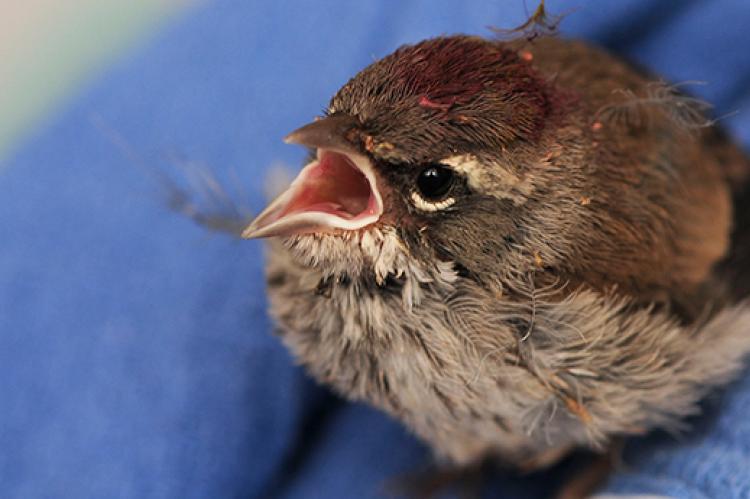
[390,37,552,117]
[330,36,563,161]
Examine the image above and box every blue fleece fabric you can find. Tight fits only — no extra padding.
[1,1,749,497]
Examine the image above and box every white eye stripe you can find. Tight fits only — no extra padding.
[440,153,533,205]
[440,154,484,188]
[410,191,456,212]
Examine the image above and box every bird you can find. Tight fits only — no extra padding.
[224,24,750,498]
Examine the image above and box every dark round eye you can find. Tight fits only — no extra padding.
[416,165,454,200]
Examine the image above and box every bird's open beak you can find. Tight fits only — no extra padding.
[241,116,383,239]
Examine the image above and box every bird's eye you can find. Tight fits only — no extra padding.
[416,165,454,201]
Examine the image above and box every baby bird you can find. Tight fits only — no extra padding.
[243,33,750,487]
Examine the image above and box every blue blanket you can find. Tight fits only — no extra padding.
[2,1,749,497]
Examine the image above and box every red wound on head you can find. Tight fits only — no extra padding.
[418,95,456,112]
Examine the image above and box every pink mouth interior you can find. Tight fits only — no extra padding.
[281,151,378,220]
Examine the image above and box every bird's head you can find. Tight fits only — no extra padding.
[243,36,588,287]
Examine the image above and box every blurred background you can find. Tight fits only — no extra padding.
[1,1,750,498]
[0,0,190,161]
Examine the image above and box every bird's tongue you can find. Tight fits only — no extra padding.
[242,150,382,238]
[281,152,372,219]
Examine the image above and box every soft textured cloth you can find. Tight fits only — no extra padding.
[1,1,749,497]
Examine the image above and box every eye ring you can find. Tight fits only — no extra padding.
[416,164,455,201]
